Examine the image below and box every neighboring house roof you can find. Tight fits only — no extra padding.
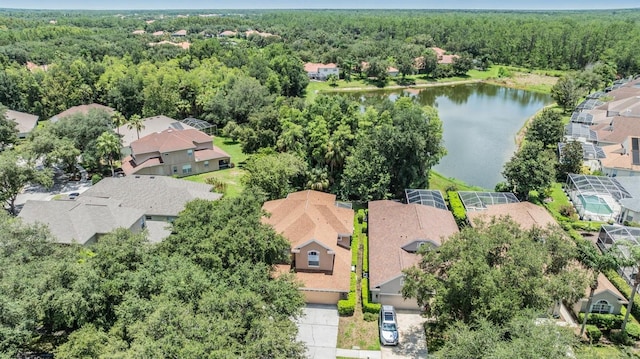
[467,202,557,230]
[606,83,640,101]
[152,31,164,36]
[428,47,459,64]
[245,30,275,37]
[81,175,222,217]
[600,140,640,174]
[615,177,640,213]
[132,30,146,34]
[598,96,640,117]
[304,62,338,72]
[50,103,115,123]
[581,273,628,305]
[194,148,230,161]
[387,66,399,73]
[5,109,38,135]
[262,190,354,292]
[172,29,187,36]
[18,197,145,245]
[25,61,49,72]
[117,115,197,148]
[148,41,191,49]
[592,116,640,145]
[130,128,213,154]
[367,200,459,289]
[219,30,237,36]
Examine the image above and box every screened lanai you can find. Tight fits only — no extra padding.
[570,111,595,125]
[564,122,598,143]
[405,189,447,210]
[576,99,604,111]
[558,142,606,160]
[457,191,519,211]
[566,174,632,222]
[181,117,215,135]
[597,225,640,285]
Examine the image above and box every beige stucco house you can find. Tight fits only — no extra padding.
[121,128,230,176]
[574,273,628,315]
[262,190,354,304]
[304,63,339,80]
[467,202,557,230]
[5,109,39,139]
[367,200,459,310]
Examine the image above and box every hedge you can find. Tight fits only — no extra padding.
[338,272,357,316]
[352,216,360,267]
[605,269,640,323]
[447,191,467,227]
[362,230,370,273]
[626,322,640,340]
[586,325,602,343]
[362,278,381,314]
[577,312,624,331]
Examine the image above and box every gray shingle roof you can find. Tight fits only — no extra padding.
[18,197,145,245]
[82,175,221,217]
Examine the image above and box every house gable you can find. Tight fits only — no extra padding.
[401,239,438,253]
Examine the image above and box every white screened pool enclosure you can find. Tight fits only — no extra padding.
[597,225,640,286]
[566,174,632,222]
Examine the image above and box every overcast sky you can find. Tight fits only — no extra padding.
[1,0,638,10]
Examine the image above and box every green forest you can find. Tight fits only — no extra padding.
[1,8,640,358]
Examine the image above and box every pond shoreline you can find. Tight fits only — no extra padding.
[323,78,484,93]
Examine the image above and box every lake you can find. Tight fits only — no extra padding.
[336,83,552,190]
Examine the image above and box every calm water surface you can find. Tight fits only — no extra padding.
[337,83,552,189]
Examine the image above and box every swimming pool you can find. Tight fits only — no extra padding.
[578,195,613,215]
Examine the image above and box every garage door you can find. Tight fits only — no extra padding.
[303,290,341,304]
[379,294,421,311]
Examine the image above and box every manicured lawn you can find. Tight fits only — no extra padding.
[576,343,640,358]
[183,136,248,197]
[337,315,380,351]
[429,171,487,193]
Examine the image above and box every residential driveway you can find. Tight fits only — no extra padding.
[381,311,428,359]
[14,180,92,214]
[296,304,338,359]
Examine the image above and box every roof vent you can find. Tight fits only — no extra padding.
[135,176,140,178]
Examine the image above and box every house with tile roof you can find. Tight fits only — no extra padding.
[592,116,640,146]
[466,202,557,230]
[600,136,640,177]
[121,128,230,177]
[172,29,187,37]
[573,273,628,315]
[262,190,354,304]
[5,109,38,139]
[430,47,460,65]
[19,197,146,245]
[116,115,197,150]
[367,200,459,310]
[304,63,339,80]
[49,103,115,123]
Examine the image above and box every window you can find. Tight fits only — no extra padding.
[173,166,177,174]
[591,300,611,314]
[187,149,193,156]
[182,164,192,174]
[204,161,209,168]
[308,251,319,267]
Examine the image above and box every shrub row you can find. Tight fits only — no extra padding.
[586,325,602,343]
[362,278,381,314]
[447,191,467,227]
[626,323,640,340]
[577,312,624,331]
[605,269,640,323]
[352,216,360,267]
[338,272,357,316]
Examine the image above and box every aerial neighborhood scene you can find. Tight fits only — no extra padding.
[2,0,640,358]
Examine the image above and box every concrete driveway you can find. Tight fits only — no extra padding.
[296,304,339,359]
[381,311,428,359]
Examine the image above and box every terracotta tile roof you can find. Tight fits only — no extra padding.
[582,273,628,303]
[121,155,162,176]
[219,30,237,36]
[148,41,190,49]
[263,190,354,292]
[600,139,640,173]
[152,31,164,36]
[25,61,49,72]
[172,29,187,36]
[132,30,146,34]
[50,103,114,122]
[194,148,230,162]
[592,116,640,145]
[607,85,640,101]
[368,200,459,289]
[467,202,557,230]
[598,96,640,117]
[130,128,212,155]
[117,115,197,148]
[427,47,460,64]
[304,63,338,72]
[5,109,38,134]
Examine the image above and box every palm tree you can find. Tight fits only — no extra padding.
[96,131,121,178]
[577,240,620,337]
[111,111,126,136]
[614,241,640,333]
[127,114,145,140]
[306,167,329,191]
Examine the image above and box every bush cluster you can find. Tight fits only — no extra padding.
[337,272,357,316]
[447,191,467,227]
[577,312,624,331]
[586,325,602,343]
[362,278,381,314]
[605,269,640,322]
[625,323,640,340]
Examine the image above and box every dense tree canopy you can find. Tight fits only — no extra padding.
[502,140,557,199]
[0,194,306,358]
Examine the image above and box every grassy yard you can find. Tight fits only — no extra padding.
[183,136,248,197]
[429,171,487,192]
[576,343,640,358]
[337,315,380,351]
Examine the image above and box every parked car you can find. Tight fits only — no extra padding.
[68,192,80,199]
[379,305,399,346]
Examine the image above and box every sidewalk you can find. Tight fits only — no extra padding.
[335,348,381,359]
